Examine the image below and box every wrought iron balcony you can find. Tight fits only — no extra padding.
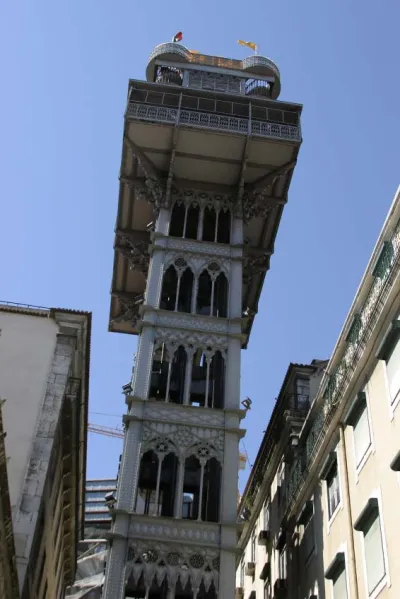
[126,102,301,142]
[286,217,400,515]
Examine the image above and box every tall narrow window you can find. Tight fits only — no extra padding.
[197,271,212,315]
[345,392,371,468]
[202,206,217,242]
[159,453,179,517]
[182,456,201,520]
[169,202,185,237]
[190,350,225,409]
[385,335,400,405]
[213,272,228,317]
[354,499,387,596]
[263,499,270,531]
[169,346,187,405]
[278,546,287,580]
[209,351,225,409]
[135,450,159,515]
[185,203,200,239]
[201,458,221,522]
[217,208,231,243]
[325,553,348,598]
[177,268,194,313]
[149,344,170,401]
[160,266,177,311]
[326,461,341,518]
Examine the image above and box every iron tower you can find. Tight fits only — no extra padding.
[104,41,302,599]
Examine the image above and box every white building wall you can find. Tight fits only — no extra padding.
[0,312,58,513]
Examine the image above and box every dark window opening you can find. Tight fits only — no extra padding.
[160,266,177,311]
[190,350,225,409]
[149,344,170,401]
[135,451,159,515]
[182,456,201,520]
[209,351,225,409]
[135,451,178,519]
[201,458,221,523]
[169,203,185,237]
[169,345,187,405]
[177,268,194,313]
[197,581,217,599]
[185,204,200,239]
[217,209,231,244]
[197,271,212,315]
[202,207,217,242]
[159,453,178,518]
[213,272,228,317]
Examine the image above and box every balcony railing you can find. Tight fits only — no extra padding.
[286,217,400,515]
[126,102,301,142]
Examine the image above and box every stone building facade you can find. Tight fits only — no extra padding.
[0,303,91,599]
[236,186,400,599]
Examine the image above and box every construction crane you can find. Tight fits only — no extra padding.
[88,423,124,439]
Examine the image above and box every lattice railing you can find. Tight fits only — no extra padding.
[126,102,301,142]
[286,217,400,514]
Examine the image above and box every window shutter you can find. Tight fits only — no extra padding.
[364,511,386,594]
[353,405,371,465]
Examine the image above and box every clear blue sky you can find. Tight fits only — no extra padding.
[1,0,399,488]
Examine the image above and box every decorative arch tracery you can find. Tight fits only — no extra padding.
[125,542,220,597]
[168,188,232,245]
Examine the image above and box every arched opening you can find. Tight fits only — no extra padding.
[217,208,231,244]
[202,206,217,242]
[177,268,194,313]
[212,272,228,317]
[159,452,179,518]
[197,581,218,599]
[182,455,201,520]
[190,350,225,409]
[168,345,187,405]
[160,266,177,311]
[201,458,221,523]
[209,351,225,409]
[185,203,200,239]
[135,450,159,515]
[169,202,186,237]
[196,271,212,315]
[190,351,209,408]
[149,344,170,402]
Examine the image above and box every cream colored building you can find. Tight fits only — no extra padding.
[0,303,91,599]
[237,185,400,599]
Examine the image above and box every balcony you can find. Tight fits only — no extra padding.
[126,101,300,143]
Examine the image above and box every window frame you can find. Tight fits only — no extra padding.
[345,391,373,475]
[278,544,287,580]
[376,318,400,416]
[326,461,341,522]
[354,494,390,599]
[320,450,342,530]
[324,546,349,599]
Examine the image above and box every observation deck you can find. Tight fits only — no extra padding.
[109,43,302,344]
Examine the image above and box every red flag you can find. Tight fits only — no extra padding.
[173,31,183,43]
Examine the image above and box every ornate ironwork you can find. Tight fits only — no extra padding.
[126,103,301,142]
[285,218,400,514]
